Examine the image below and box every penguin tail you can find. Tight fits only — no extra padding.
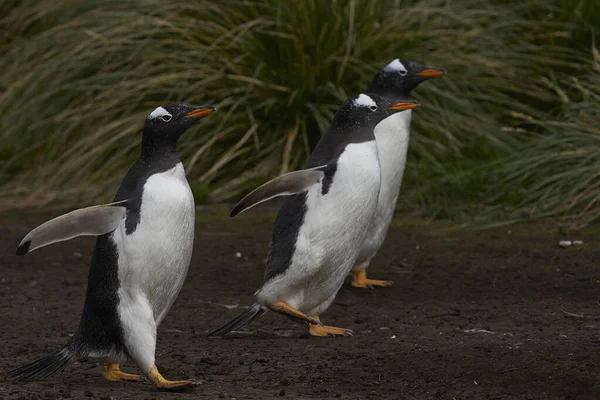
[208,303,266,337]
[7,342,78,381]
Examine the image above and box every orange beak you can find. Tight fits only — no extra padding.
[185,106,216,118]
[386,101,420,111]
[415,68,446,78]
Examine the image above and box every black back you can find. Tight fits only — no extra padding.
[75,104,213,352]
[263,94,414,282]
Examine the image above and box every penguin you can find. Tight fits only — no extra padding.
[209,94,419,338]
[350,58,446,289]
[7,104,216,390]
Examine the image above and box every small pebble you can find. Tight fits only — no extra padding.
[559,240,572,247]
[573,240,584,246]
[235,252,242,258]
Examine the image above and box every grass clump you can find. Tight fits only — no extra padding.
[0,0,596,222]
[478,49,600,230]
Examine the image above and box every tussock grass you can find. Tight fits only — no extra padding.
[0,0,598,223]
[478,49,600,230]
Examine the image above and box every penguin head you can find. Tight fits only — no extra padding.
[346,93,420,122]
[332,93,419,137]
[367,59,446,97]
[143,104,216,145]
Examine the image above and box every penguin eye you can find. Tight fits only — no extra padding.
[369,105,378,112]
[398,70,408,76]
[161,115,172,122]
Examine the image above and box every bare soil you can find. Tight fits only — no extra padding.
[1,206,600,399]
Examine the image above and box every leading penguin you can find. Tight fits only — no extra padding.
[8,104,216,390]
[351,59,446,289]
[209,94,419,337]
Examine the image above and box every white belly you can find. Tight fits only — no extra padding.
[356,111,411,265]
[258,141,381,313]
[114,163,195,325]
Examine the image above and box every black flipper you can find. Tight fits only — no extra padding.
[208,303,266,337]
[230,166,328,217]
[16,199,128,255]
[7,342,78,381]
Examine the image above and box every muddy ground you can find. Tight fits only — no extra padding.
[1,206,600,399]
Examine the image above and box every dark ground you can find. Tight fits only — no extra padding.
[1,206,600,399]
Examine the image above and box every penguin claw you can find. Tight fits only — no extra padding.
[351,268,393,289]
[352,278,394,289]
[147,365,201,391]
[331,329,355,337]
[309,324,355,337]
[155,380,200,391]
[103,363,144,382]
[269,301,320,326]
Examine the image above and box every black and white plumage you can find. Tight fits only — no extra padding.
[8,104,215,390]
[351,59,446,289]
[209,94,419,337]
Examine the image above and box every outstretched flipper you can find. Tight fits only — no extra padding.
[16,200,129,255]
[230,165,329,217]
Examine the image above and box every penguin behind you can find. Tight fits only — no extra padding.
[351,58,446,289]
[209,94,419,338]
[7,104,216,390]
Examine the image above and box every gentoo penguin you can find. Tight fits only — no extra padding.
[7,104,215,390]
[351,58,446,289]
[209,94,419,337]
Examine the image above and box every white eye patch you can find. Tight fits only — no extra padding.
[353,94,377,109]
[384,59,407,74]
[148,106,172,120]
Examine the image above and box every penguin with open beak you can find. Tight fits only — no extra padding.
[209,94,419,337]
[351,59,446,289]
[8,104,216,390]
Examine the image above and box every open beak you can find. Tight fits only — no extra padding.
[416,67,447,78]
[185,105,217,118]
[386,101,420,111]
